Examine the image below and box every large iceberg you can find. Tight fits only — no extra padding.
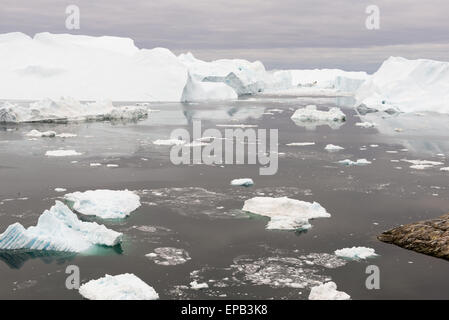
[242,196,331,231]
[0,98,148,123]
[79,273,159,300]
[181,74,237,101]
[0,201,122,252]
[355,56,449,114]
[64,189,141,219]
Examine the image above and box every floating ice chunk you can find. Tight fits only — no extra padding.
[0,201,122,252]
[90,163,102,167]
[334,246,378,260]
[286,142,315,146]
[64,189,141,219]
[242,197,331,231]
[308,282,350,300]
[55,133,77,138]
[291,105,346,123]
[401,159,443,170]
[106,164,119,168]
[153,139,186,146]
[355,122,376,128]
[79,273,159,300]
[338,159,371,166]
[145,247,191,266]
[190,280,209,290]
[440,167,449,171]
[325,144,344,151]
[45,150,82,157]
[25,129,56,137]
[230,178,254,187]
[54,188,67,192]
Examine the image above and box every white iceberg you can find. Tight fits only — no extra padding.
[25,129,56,137]
[0,201,122,252]
[64,189,141,219]
[325,144,344,151]
[242,196,331,231]
[338,159,371,166]
[334,246,378,260]
[0,98,148,123]
[45,150,82,157]
[181,74,237,101]
[308,282,350,300]
[355,56,449,114]
[79,273,159,300]
[230,178,254,187]
[291,105,346,124]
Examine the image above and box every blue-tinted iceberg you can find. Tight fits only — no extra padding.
[0,201,122,252]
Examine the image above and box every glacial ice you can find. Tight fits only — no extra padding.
[79,273,159,300]
[334,247,378,260]
[181,73,238,101]
[242,197,331,231]
[230,178,254,187]
[308,282,350,300]
[0,98,148,123]
[291,105,346,123]
[0,201,122,252]
[355,57,449,114]
[64,189,141,219]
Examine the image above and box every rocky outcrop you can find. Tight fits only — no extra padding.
[378,213,449,260]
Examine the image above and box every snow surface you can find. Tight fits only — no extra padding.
[79,273,159,300]
[64,189,141,219]
[242,197,331,231]
[355,57,449,114]
[334,247,378,260]
[0,98,148,123]
[291,105,346,123]
[308,282,350,300]
[230,178,254,187]
[0,201,122,252]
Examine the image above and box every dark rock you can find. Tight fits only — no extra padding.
[378,213,449,260]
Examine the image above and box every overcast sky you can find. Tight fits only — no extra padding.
[1,0,448,72]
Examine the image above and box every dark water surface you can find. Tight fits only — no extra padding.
[0,95,449,299]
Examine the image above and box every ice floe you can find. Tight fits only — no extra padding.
[0,201,122,252]
[308,281,350,300]
[338,159,372,166]
[355,122,376,128]
[146,247,191,266]
[45,150,82,157]
[242,196,331,231]
[401,159,444,170]
[325,144,344,151]
[190,280,209,290]
[25,129,56,137]
[64,189,141,219]
[230,178,254,187]
[334,247,378,260]
[291,105,346,123]
[79,273,159,300]
[54,188,67,192]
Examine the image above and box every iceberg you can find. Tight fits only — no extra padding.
[308,282,350,300]
[0,201,122,252]
[25,129,56,137]
[64,189,141,219]
[325,144,344,151]
[355,57,449,114]
[0,98,148,123]
[242,196,331,231]
[79,273,159,300]
[334,247,378,260]
[181,74,238,101]
[291,105,346,124]
[230,178,254,187]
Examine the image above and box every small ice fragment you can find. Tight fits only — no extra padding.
[107,164,119,168]
[355,122,376,128]
[54,188,67,192]
[338,159,371,166]
[79,273,159,300]
[308,282,350,300]
[286,142,315,146]
[334,246,378,260]
[56,133,77,138]
[325,144,344,151]
[190,281,209,290]
[153,139,186,146]
[45,150,82,157]
[90,163,102,167]
[25,130,56,138]
[230,178,254,187]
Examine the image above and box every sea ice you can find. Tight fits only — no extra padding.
[146,247,191,266]
[0,201,122,252]
[308,282,350,300]
[79,273,159,300]
[334,246,378,260]
[230,178,254,187]
[45,150,82,157]
[242,197,331,231]
[64,189,141,219]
